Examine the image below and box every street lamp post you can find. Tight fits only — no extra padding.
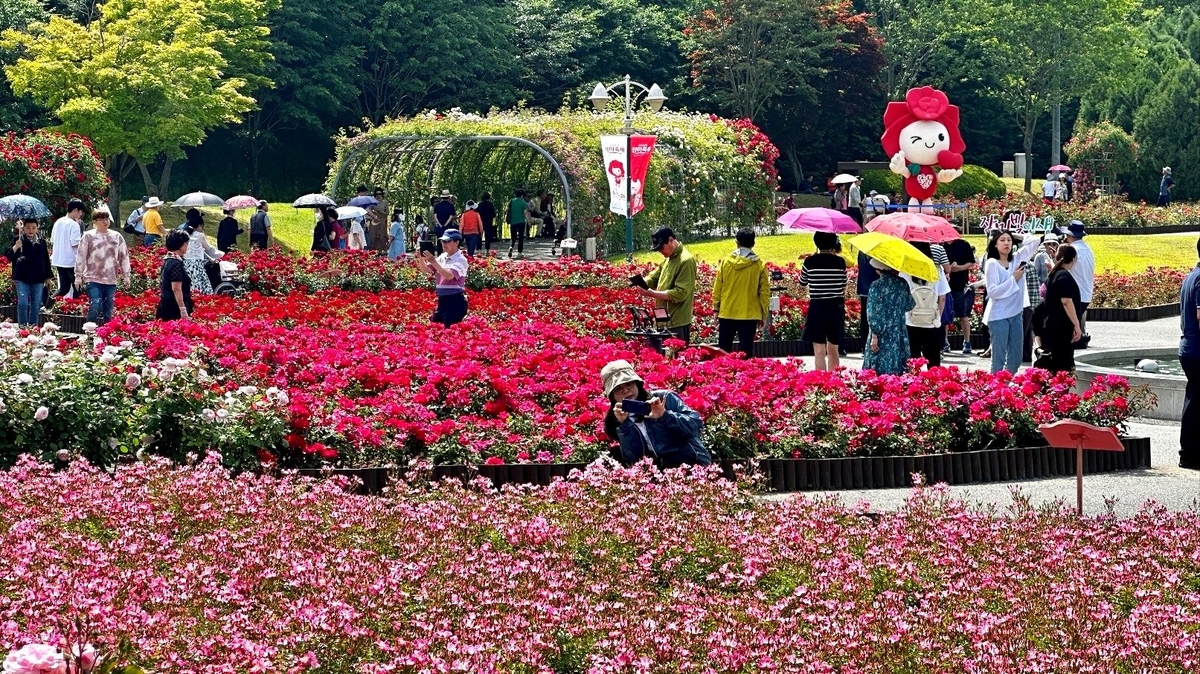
[589,75,667,260]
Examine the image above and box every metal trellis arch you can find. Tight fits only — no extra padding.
[329,135,574,238]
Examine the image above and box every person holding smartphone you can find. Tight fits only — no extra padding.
[600,359,710,469]
[982,230,1040,374]
[6,218,54,327]
[416,228,468,327]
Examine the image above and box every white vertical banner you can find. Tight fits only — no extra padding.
[601,134,629,216]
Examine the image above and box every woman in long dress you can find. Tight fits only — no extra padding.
[183,213,222,294]
[862,259,915,375]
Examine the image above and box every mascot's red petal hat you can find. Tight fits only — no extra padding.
[881,86,966,158]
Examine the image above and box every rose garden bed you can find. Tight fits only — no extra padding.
[0,251,1155,480]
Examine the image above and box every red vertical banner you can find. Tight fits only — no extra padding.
[628,135,656,217]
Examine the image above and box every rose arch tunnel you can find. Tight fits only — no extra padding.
[329,135,574,239]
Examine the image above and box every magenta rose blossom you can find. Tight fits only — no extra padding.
[3,644,67,674]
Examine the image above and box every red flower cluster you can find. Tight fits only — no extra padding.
[95,278,1147,469]
[0,131,108,215]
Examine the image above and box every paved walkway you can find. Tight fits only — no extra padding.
[779,316,1200,515]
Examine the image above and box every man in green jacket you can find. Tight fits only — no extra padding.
[640,227,697,344]
[712,228,770,355]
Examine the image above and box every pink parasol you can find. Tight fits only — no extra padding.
[865,212,960,242]
[224,195,261,210]
[777,208,861,234]
[1048,164,1072,172]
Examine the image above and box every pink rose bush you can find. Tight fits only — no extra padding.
[1,456,1198,671]
[3,644,64,674]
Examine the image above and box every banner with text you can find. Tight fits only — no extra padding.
[601,134,657,217]
[979,212,1056,235]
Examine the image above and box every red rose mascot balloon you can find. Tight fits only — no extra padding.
[881,86,966,209]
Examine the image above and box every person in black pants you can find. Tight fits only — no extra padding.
[1177,239,1200,469]
[477,192,497,252]
[712,229,769,356]
[855,250,878,339]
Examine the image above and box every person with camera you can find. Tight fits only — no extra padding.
[6,218,54,327]
[638,227,697,344]
[416,228,469,327]
[601,359,710,469]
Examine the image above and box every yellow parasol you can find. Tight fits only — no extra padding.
[847,232,938,282]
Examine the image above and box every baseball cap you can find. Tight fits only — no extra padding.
[650,226,675,251]
[439,228,463,242]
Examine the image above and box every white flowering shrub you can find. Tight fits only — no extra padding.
[0,323,288,471]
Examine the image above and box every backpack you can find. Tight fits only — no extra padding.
[250,212,268,237]
[909,283,939,326]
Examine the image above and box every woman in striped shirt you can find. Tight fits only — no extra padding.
[800,232,848,371]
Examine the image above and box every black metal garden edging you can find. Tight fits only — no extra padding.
[297,436,1150,494]
[1087,303,1179,322]
[0,306,85,333]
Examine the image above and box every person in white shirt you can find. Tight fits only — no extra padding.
[125,196,148,245]
[417,229,469,327]
[902,242,951,368]
[1059,220,1095,341]
[347,217,367,251]
[864,190,890,222]
[847,177,863,225]
[1041,173,1058,205]
[982,230,1041,373]
[49,199,85,300]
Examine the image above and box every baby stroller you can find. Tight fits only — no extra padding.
[212,260,246,297]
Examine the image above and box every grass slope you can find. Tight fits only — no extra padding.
[120,201,320,254]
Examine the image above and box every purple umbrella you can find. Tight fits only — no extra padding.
[777,208,861,234]
[347,195,379,208]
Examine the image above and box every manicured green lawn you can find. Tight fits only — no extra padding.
[1001,177,1045,194]
[119,201,319,254]
[629,232,1197,274]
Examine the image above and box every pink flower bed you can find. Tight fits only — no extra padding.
[1,457,1197,671]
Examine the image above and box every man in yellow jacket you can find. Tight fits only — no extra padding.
[712,229,770,355]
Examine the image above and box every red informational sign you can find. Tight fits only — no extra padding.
[1038,420,1124,452]
[628,135,656,217]
[1038,419,1124,515]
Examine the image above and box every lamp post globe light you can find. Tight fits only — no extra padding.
[589,75,667,259]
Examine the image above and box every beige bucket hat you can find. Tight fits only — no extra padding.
[601,360,643,398]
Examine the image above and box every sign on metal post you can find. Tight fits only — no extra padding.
[1038,420,1125,515]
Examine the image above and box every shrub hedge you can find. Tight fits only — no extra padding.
[861,164,1006,201]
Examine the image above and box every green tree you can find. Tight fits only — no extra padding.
[1078,6,1200,200]
[862,0,983,99]
[238,0,364,195]
[0,0,46,131]
[356,0,518,124]
[3,0,275,216]
[683,0,839,123]
[760,1,885,187]
[512,0,693,109]
[975,0,1143,192]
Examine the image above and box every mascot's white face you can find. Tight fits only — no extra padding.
[899,120,951,165]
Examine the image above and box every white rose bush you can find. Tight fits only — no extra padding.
[0,323,287,471]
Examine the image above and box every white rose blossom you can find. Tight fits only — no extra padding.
[34,406,49,421]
